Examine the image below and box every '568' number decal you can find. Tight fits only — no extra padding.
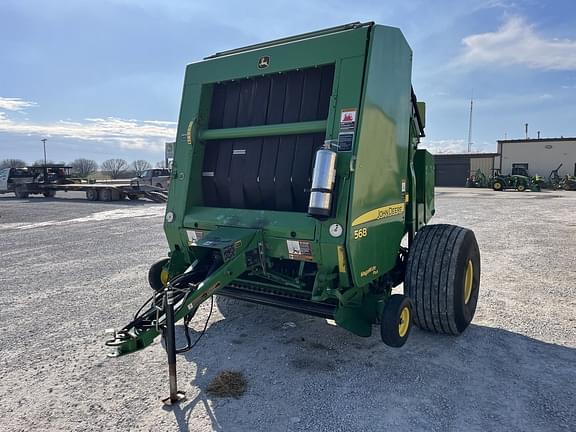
[353,228,368,240]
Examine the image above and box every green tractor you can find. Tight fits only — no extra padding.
[106,22,481,403]
[547,164,564,190]
[492,173,534,192]
[466,169,489,188]
[562,176,576,191]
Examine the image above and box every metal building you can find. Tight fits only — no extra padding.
[434,153,497,187]
[495,137,576,177]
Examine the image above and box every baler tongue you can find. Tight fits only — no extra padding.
[106,227,263,403]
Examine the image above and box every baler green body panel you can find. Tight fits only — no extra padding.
[165,26,371,263]
[347,26,414,287]
[159,22,429,337]
[414,149,435,228]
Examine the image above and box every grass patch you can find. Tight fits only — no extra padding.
[206,370,247,398]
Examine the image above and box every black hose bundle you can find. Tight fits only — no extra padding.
[120,253,223,352]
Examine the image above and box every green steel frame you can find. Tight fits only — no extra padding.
[108,22,431,358]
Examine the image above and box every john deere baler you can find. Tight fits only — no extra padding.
[107,22,480,404]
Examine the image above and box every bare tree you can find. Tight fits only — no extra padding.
[0,158,27,169]
[101,158,128,179]
[71,158,98,178]
[132,159,152,176]
[155,160,168,168]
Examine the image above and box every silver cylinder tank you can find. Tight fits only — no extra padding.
[308,148,337,217]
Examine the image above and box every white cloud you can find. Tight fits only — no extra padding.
[0,97,37,111]
[477,0,517,9]
[420,139,468,154]
[420,139,494,154]
[0,113,176,151]
[457,16,576,70]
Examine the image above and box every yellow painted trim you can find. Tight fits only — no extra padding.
[404,193,410,203]
[160,269,169,286]
[398,306,410,337]
[337,245,347,273]
[351,203,405,227]
[186,120,195,145]
[360,265,378,278]
[464,259,473,304]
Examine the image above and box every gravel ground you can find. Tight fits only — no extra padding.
[0,189,575,431]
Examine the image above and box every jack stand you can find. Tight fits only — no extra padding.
[161,288,186,406]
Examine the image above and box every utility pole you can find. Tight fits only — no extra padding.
[41,138,48,180]
[467,93,473,153]
[41,138,47,166]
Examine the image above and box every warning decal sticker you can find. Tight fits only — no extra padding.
[338,132,354,152]
[338,108,357,151]
[340,109,357,131]
[286,240,314,261]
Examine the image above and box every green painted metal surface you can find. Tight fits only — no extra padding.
[107,227,262,356]
[346,26,414,288]
[156,22,429,338]
[199,120,327,141]
[414,149,435,227]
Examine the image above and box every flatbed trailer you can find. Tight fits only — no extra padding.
[0,166,167,203]
[43,183,168,203]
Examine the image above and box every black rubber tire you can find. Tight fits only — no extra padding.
[43,190,56,198]
[148,258,170,292]
[155,183,163,189]
[15,189,29,199]
[380,294,413,348]
[99,189,111,201]
[127,194,139,200]
[405,224,480,335]
[86,189,98,201]
[517,184,526,192]
[493,181,503,191]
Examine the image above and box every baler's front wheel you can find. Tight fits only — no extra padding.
[405,224,480,335]
[148,258,170,292]
[380,294,413,347]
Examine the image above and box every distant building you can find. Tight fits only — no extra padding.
[433,153,498,187]
[495,137,576,178]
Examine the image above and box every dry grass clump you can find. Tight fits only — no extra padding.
[206,370,247,398]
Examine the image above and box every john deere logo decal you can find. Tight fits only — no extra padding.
[257,56,270,69]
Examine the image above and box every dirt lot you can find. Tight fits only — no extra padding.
[0,189,575,431]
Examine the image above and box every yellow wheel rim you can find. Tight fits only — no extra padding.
[160,269,169,286]
[494,183,501,190]
[464,260,474,304]
[398,306,410,337]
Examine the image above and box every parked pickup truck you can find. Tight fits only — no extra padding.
[131,168,171,190]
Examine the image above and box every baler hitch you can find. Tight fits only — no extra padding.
[106,228,262,404]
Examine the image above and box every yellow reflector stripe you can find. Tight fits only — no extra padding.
[351,203,405,227]
[337,245,346,273]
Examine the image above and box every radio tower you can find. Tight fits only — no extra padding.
[467,92,473,153]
